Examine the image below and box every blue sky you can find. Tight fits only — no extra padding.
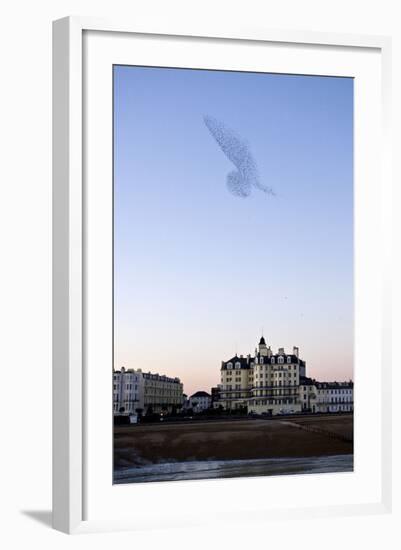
[114,65,353,395]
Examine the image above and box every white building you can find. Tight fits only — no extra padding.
[312,381,354,413]
[217,336,353,415]
[188,391,212,412]
[113,367,144,415]
[113,367,184,415]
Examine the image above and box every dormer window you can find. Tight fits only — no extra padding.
[278,356,284,364]
[287,356,291,363]
[235,362,241,369]
[227,362,233,369]
[260,357,264,364]
[271,357,275,364]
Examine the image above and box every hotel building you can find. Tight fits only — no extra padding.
[113,367,184,415]
[218,337,353,415]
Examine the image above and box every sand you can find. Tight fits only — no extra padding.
[114,414,353,469]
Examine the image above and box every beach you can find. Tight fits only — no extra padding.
[114,413,353,483]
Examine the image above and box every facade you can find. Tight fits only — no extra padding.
[211,386,222,408]
[142,371,184,414]
[218,337,353,415]
[311,381,354,413]
[113,367,144,415]
[297,377,353,413]
[113,367,184,415]
[188,391,212,412]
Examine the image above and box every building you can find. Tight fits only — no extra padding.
[211,386,222,408]
[142,371,184,414]
[113,367,184,415]
[188,391,212,412]
[113,367,144,415]
[217,336,353,415]
[311,381,354,413]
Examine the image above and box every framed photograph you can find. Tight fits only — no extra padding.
[52,17,392,534]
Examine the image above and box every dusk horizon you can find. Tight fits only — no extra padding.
[113,332,353,397]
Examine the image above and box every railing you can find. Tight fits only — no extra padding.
[219,397,301,405]
[316,401,354,405]
[222,385,299,392]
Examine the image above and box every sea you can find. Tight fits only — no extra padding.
[113,454,353,484]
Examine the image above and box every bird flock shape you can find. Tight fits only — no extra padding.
[203,115,275,198]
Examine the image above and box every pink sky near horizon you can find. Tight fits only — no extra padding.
[114,328,353,397]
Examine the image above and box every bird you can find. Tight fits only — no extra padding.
[203,115,275,198]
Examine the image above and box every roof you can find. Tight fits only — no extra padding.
[256,353,305,365]
[300,376,316,386]
[299,376,353,389]
[190,391,211,398]
[259,336,266,345]
[316,381,354,389]
[221,352,306,369]
[142,372,181,384]
[221,355,252,370]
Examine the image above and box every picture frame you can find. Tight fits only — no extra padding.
[52,16,392,534]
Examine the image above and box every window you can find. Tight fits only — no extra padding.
[260,357,264,364]
[287,356,291,363]
[278,356,284,364]
[271,357,275,364]
[227,363,233,369]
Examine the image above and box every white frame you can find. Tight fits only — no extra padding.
[52,16,392,534]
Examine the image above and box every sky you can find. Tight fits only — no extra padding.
[113,65,354,396]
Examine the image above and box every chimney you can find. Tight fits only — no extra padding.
[278,347,284,354]
[293,346,299,358]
